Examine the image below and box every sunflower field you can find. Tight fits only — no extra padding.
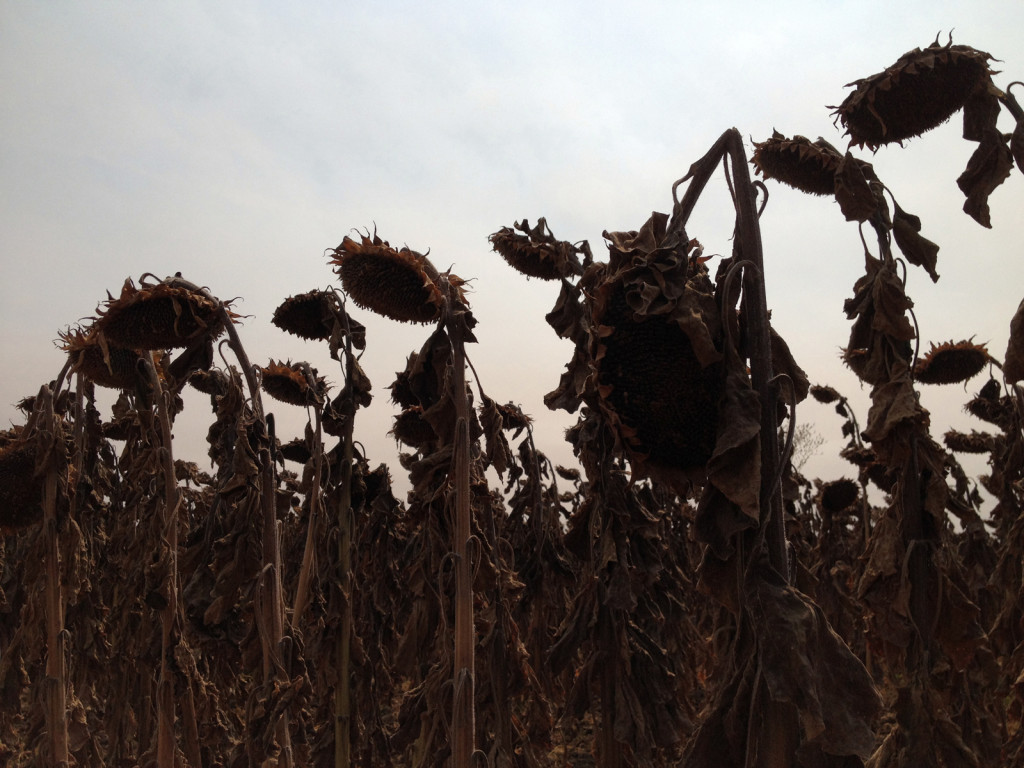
[2,38,1024,768]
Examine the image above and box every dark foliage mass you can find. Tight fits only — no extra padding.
[2,38,1024,768]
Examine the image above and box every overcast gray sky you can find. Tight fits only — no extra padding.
[3,1,1022,486]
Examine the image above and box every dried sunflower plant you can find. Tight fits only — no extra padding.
[2,34,1024,768]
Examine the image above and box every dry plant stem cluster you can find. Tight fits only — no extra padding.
[4,35,1024,768]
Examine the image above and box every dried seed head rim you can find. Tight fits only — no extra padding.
[914,339,991,385]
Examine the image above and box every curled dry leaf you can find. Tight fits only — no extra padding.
[834,152,880,222]
[0,435,42,535]
[1012,116,1024,174]
[956,128,1014,227]
[833,40,995,149]
[1003,297,1024,383]
[891,201,940,282]
[489,217,586,280]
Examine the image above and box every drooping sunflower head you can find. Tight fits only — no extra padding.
[820,478,860,514]
[260,360,328,407]
[93,278,231,350]
[914,339,990,385]
[489,218,586,280]
[833,40,995,149]
[272,290,339,341]
[591,212,724,480]
[752,132,844,196]
[60,326,145,391]
[330,232,450,324]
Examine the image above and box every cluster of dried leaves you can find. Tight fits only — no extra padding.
[2,36,1024,768]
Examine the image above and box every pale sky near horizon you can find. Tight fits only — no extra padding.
[3,1,1022,490]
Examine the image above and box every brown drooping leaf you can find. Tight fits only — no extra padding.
[833,40,994,148]
[843,256,917,385]
[962,81,1001,142]
[770,325,810,403]
[687,566,880,767]
[862,377,920,447]
[866,684,981,768]
[705,364,762,522]
[834,152,879,222]
[489,218,586,280]
[477,395,515,477]
[956,128,1014,227]
[329,231,449,324]
[1004,297,1024,383]
[0,436,42,535]
[751,132,843,195]
[913,340,990,385]
[1012,116,1024,174]
[891,201,940,282]
[749,569,881,760]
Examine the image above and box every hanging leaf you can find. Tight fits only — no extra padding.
[891,202,940,282]
[962,82,1001,142]
[834,153,879,223]
[1004,297,1024,383]
[1011,117,1024,174]
[956,129,1014,227]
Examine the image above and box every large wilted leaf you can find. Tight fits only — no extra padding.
[891,201,940,282]
[1004,298,1024,384]
[957,129,1014,227]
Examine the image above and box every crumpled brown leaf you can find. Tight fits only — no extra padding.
[957,128,1014,227]
[1003,297,1024,384]
[891,201,940,282]
[835,153,879,223]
